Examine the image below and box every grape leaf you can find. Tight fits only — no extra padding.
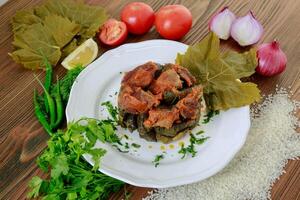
[10,23,61,69]
[10,0,107,70]
[35,0,108,39]
[10,14,80,69]
[176,32,260,110]
[44,14,80,48]
[11,9,42,32]
[222,48,257,79]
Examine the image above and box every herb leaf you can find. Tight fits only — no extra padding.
[178,134,209,159]
[176,32,260,111]
[153,154,164,167]
[28,118,124,199]
[131,143,141,148]
[101,101,119,122]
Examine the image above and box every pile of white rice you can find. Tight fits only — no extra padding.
[144,88,300,200]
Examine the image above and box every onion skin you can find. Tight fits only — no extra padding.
[209,7,236,40]
[256,41,287,76]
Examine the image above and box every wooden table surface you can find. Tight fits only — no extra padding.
[0,0,299,199]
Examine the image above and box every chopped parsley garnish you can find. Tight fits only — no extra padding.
[178,134,209,159]
[123,134,129,140]
[196,130,205,135]
[131,143,141,148]
[203,110,220,124]
[124,142,130,149]
[101,101,119,121]
[153,154,164,167]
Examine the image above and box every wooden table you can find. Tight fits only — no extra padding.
[0,0,299,199]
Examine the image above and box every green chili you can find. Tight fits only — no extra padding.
[35,75,56,126]
[42,56,53,113]
[51,79,64,129]
[33,90,52,135]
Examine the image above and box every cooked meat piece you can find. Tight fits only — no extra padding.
[150,68,182,94]
[176,86,203,119]
[118,86,148,114]
[144,107,180,129]
[118,85,161,114]
[173,64,196,86]
[122,61,158,88]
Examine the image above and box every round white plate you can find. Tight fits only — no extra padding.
[66,40,250,188]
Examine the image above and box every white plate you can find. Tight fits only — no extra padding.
[66,40,250,188]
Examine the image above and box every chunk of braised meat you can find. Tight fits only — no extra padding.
[144,107,180,129]
[172,64,196,86]
[176,86,203,119]
[122,61,158,88]
[118,85,161,114]
[149,68,182,95]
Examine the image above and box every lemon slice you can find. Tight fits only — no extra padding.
[62,38,98,70]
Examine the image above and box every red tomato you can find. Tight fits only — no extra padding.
[99,19,128,46]
[155,5,192,40]
[121,2,155,35]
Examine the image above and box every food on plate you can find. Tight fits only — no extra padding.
[230,11,263,46]
[62,38,98,70]
[155,5,192,40]
[121,2,155,35]
[99,19,128,46]
[10,0,107,69]
[118,62,204,143]
[256,41,287,76]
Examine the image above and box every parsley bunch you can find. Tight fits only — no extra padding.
[28,118,124,200]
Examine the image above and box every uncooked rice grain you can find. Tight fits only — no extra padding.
[144,88,300,200]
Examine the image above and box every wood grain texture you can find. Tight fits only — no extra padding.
[0,0,299,199]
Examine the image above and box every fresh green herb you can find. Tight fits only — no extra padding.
[196,130,205,135]
[101,101,119,122]
[178,143,197,159]
[203,110,220,124]
[27,118,124,199]
[124,134,129,140]
[10,0,108,69]
[131,143,141,148]
[124,142,130,149]
[51,65,84,104]
[178,134,209,159]
[112,144,129,153]
[190,134,209,145]
[176,32,260,111]
[153,154,164,167]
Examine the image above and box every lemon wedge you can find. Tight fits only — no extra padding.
[62,38,98,70]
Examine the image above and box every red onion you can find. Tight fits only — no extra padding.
[230,11,263,46]
[209,7,236,40]
[256,41,287,76]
